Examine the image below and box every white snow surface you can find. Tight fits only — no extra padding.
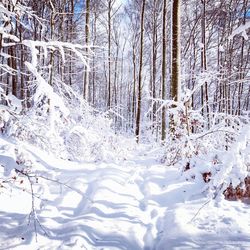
[0,137,249,250]
[228,21,250,40]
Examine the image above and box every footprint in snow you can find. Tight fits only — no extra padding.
[139,199,148,211]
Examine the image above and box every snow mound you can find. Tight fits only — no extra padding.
[183,124,250,200]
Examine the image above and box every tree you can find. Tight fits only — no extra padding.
[161,0,167,141]
[200,0,210,128]
[135,0,146,142]
[171,0,181,103]
[83,0,90,100]
[107,0,113,109]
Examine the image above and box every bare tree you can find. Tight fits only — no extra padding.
[135,0,146,142]
[161,0,167,141]
[171,0,181,103]
[83,0,90,100]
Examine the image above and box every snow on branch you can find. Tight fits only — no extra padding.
[25,62,69,117]
[22,40,92,115]
[0,2,13,18]
[22,40,91,70]
[0,29,20,43]
[228,21,250,40]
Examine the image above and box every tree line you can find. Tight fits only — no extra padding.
[0,0,249,142]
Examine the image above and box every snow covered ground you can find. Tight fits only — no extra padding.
[0,138,250,250]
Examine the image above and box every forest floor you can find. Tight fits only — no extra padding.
[0,139,250,250]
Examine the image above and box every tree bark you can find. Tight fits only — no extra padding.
[161,0,167,141]
[83,0,90,101]
[171,0,181,103]
[107,0,112,109]
[135,0,146,143]
[200,0,210,128]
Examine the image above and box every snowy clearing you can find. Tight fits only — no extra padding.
[0,138,249,250]
[1,0,250,249]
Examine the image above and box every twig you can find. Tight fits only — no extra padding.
[189,199,210,223]
[3,168,94,241]
[26,174,49,241]
[14,168,93,241]
[194,129,237,140]
[32,174,93,203]
[165,148,181,166]
[15,169,93,203]
[189,183,224,223]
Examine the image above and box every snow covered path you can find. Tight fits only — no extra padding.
[0,144,250,250]
[0,145,168,249]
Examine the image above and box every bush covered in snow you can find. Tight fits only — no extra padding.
[158,95,250,201]
[0,80,136,164]
[180,121,250,201]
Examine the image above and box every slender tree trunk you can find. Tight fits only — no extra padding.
[48,3,56,87]
[114,43,119,108]
[170,0,181,135]
[11,46,17,97]
[200,0,210,128]
[161,0,167,141]
[83,0,90,100]
[107,0,112,109]
[92,11,97,105]
[135,0,146,142]
[151,0,158,137]
[69,0,74,85]
[132,43,137,129]
[19,20,25,109]
[171,0,181,102]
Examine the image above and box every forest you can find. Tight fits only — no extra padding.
[0,0,250,249]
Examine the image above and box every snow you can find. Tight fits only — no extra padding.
[25,62,70,118]
[22,40,91,71]
[0,137,249,249]
[1,80,248,249]
[1,0,249,248]
[6,94,22,113]
[228,21,250,40]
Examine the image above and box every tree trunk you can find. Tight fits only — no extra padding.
[83,0,90,101]
[161,0,167,141]
[132,43,137,129]
[200,0,210,129]
[135,0,146,143]
[171,0,181,103]
[170,0,181,136]
[107,0,112,109]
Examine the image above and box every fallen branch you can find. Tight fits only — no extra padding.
[14,168,93,241]
[15,169,49,241]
